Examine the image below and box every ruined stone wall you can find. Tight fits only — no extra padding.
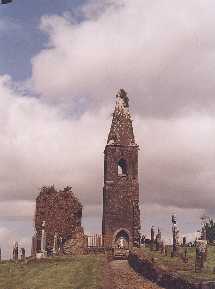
[34,186,83,250]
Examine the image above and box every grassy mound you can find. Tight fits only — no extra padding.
[0,255,106,289]
[137,245,215,282]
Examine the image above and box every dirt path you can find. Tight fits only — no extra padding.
[104,260,164,289]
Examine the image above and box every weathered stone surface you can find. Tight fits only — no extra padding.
[34,185,83,252]
[102,89,141,248]
[63,231,88,255]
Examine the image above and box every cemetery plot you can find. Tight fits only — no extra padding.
[137,245,215,282]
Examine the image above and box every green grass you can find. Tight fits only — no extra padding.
[0,255,106,289]
[137,245,215,282]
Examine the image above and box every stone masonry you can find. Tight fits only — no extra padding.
[102,89,141,248]
[34,185,84,252]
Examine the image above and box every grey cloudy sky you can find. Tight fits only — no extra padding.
[0,0,215,258]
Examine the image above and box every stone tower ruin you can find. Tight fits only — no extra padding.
[102,89,141,248]
[33,185,85,254]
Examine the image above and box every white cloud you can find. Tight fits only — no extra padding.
[31,0,215,116]
[0,75,111,206]
[2,73,215,211]
[138,114,215,209]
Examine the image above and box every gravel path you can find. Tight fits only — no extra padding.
[104,260,164,289]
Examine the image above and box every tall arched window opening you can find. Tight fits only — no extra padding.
[118,159,127,176]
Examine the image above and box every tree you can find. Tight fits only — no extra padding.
[204,218,215,243]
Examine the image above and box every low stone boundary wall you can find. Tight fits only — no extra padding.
[128,252,215,289]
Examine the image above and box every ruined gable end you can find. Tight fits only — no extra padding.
[33,185,84,253]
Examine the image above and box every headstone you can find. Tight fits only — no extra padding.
[150,226,155,251]
[21,248,25,261]
[13,241,18,261]
[171,214,179,256]
[31,234,37,257]
[155,228,161,251]
[175,227,180,246]
[182,236,186,246]
[46,245,53,257]
[141,234,146,247]
[41,221,46,253]
[195,239,207,272]
[53,232,59,255]
[160,241,165,254]
[59,236,64,255]
[183,247,188,263]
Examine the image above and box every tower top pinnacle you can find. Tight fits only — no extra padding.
[107,89,136,146]
[116,88,129,107]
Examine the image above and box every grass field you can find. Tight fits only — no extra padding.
[137,245,215,282]
[0,255,106,289]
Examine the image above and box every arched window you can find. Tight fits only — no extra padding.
[118,159,127,176]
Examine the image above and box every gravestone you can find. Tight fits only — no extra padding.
[21,248,25,261]
[141,234,146,247]
[171,214,179,257]
[181,247,188,263]
[183,236,186,246]
[155,228,161,251]
[53,232,59,255]
[41,220,47,254]
[150,226,155,251]
[31,234,37,257]
[160,241,165,255]
[59,236,64,255]
[13,242,18,261]
[195,239,207,272]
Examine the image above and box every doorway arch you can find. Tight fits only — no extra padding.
[112,228,131,249]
